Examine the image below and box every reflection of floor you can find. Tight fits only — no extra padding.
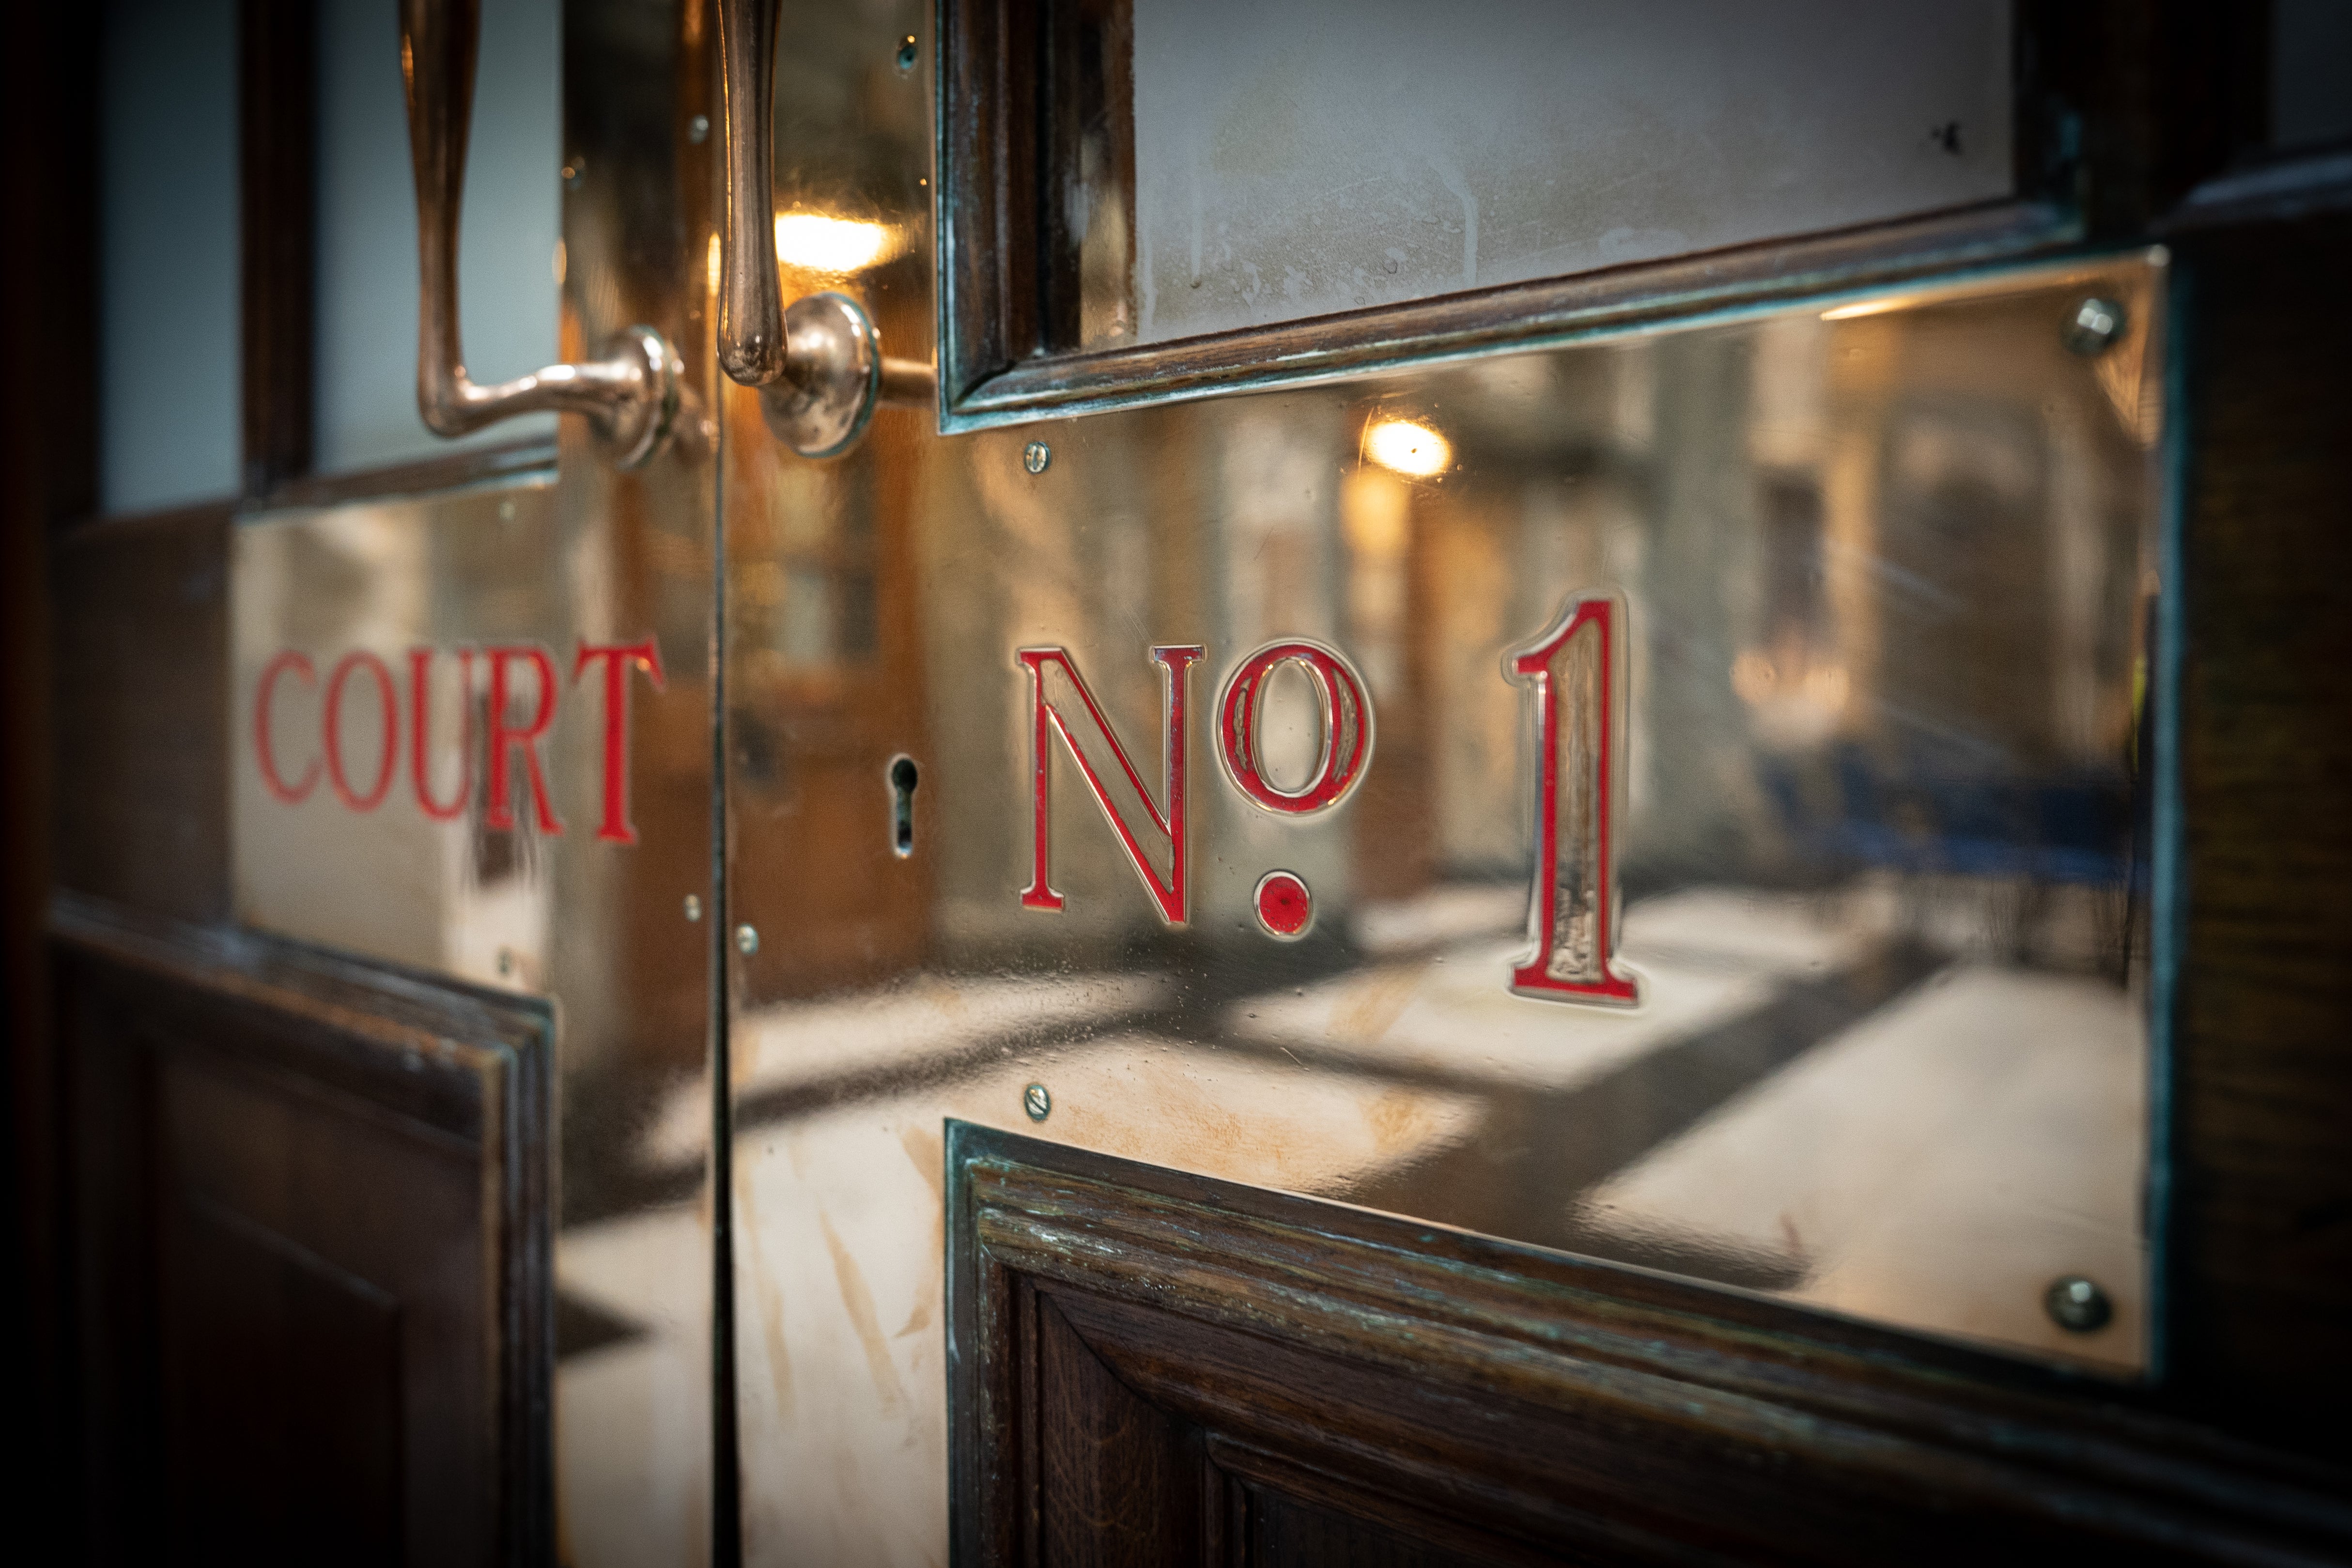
[596,880,2147,1566]
[1234,886,1888,1089]
[553,1209,712,1568]
[1578,963,2146,1369]
[727,1044,1481,1568]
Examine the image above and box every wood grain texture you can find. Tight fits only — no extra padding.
[53,894,553,1566]
[949,1123,2352,1567]
[2166,207,2352,1456]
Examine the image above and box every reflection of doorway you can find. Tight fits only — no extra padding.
[1875,399,2051,771]
[726,417,930,999]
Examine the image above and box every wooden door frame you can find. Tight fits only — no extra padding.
[949,1121,2352,1564]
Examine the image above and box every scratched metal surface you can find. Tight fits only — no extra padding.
[715,7,2164,1562]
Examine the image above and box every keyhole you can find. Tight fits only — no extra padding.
[889,755,919,857]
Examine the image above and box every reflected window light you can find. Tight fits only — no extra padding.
[774,213,894,274]
[1363,417,1451,477]
[1820,297,1906,322]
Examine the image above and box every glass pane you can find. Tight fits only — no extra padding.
[100,0,239,512]
[313,0,560,472]
[725,12,2158,1556]
[1070,0,2015,348]
[2274,0,2352,153]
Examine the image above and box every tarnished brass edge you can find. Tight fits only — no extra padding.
[942,201,2079,431]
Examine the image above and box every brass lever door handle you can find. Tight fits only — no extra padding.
[400,0,680,467]
[713,0,934,458]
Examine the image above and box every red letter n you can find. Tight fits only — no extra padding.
[486,645,562,835]
[574,639,666,845]
[1018,645,1202,927]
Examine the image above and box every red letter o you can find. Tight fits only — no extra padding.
[1214,639,1375,816]
[323,651,398,812]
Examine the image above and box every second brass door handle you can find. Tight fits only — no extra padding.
[713,0,934,457]
[399,0,679,466]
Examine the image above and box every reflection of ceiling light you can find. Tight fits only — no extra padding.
[774,213,894,273]
[1820,297,1905,321]
[1364,418,1451,477]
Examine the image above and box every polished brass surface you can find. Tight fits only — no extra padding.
[398,0,679,466]
[711,11,2165,1552]
[721,251,2166,1559]
[238,1,723,1560]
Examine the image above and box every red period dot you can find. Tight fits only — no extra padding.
[1254,871,1313,939]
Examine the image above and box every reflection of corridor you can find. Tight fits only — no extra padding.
[1230,884,2144,1367]
[550,880,2145,1567]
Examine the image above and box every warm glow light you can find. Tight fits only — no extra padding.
[1820,297,1906,322]
[1731,650,1851,714]
[774,212,894,273]
[1363,418,1451,478]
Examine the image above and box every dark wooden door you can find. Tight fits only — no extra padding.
[948,1125,2352,1567]
[56,898,552,1566]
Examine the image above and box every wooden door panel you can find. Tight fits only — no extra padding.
[948,1124,2352,1568]
[55,895,553,1566]
[161,1192,404,1564]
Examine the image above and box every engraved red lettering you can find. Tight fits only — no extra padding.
[322,652,398,812]
[410,647,476,822]
[1507,593,1640,1007]
[254,651,321,805]
[485,645,562,835]
[574,639,666,845]
[1018,644,1202,926]
[1215,638,1375,816]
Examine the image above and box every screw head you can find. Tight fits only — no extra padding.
[735,924,759,955]
[896,34,918,72]
[2044,1274,2113,1333]
[683,894,702,923]
[1022,440,1051,475]
[2063,296,2126,357]
[1023,1082,1052,1122]
[688,114,710,145]
[560,160,583,187]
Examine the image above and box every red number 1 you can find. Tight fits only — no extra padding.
[1507,592,1640,1008]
